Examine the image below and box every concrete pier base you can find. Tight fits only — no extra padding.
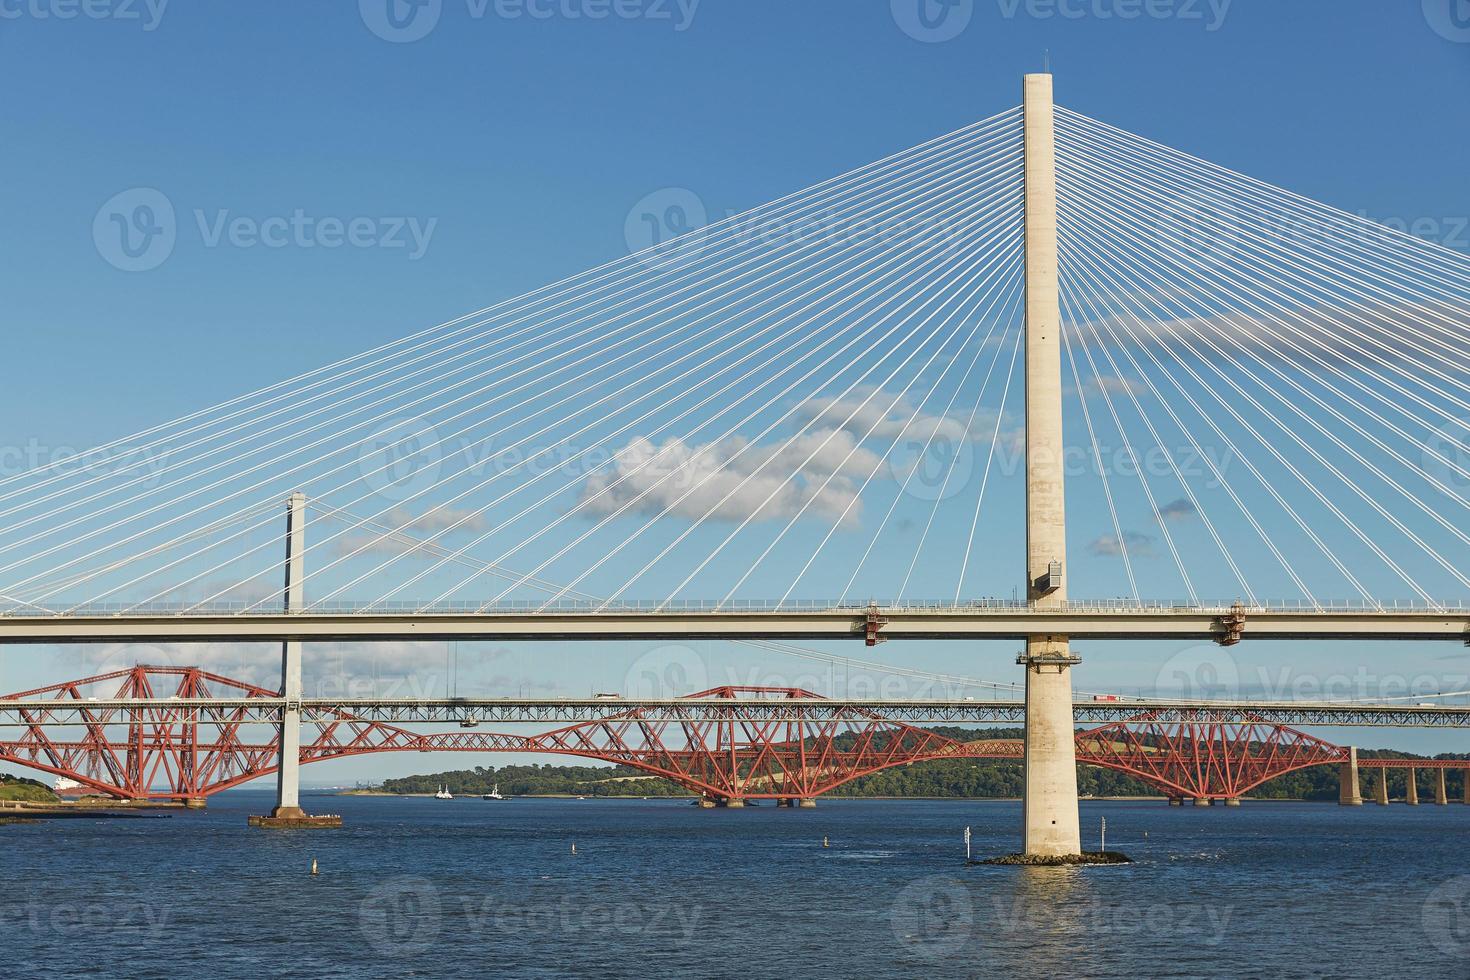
[1406,768,1419,805]
[697,797,717,809]
[1375,772,1390,805]
[1223,797,1241,807]
[1464,770,1469,805]
[775,798,792,808]
[1434,770,1448,805]
[798,799,817,808]
[1168,797,1183,807]
[1021,646,1082,856]
[1339,748,1363,806]
[182,798,207,810]
[248,809,343,829]
[1193,797,1212,807]
[723,798,745,809]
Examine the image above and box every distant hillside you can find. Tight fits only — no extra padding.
[370,730,1467,801]
[380,764,692,798]
[0,774,58,803]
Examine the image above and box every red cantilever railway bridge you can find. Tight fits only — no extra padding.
[0,666,1463,805]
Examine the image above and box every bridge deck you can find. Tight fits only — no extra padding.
[0,605,1464,643]
[3,697,1468,728]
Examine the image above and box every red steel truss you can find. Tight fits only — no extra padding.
[1073,713,1346,800]
[0,666,1441,803]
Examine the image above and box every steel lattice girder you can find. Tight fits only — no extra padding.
[5,668,1467,802]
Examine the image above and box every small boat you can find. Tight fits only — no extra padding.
[482,783,504,800]
[434,785,453,800]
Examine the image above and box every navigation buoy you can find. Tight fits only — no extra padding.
[310,859,319,876]
[570,843,577,855]
[822,836,829,848]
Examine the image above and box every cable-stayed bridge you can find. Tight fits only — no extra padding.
[1,75,1467,852]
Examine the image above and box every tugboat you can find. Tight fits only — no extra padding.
[434,784,453,800]
[481,783,504,800]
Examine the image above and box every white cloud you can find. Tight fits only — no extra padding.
[1087,531,1158,558]
[67,639,498,699]
[1078,374,1148,397]
[579,431,879,525]
[795,387,971,443]
[329,505,488,558]
[796,386,1025,463]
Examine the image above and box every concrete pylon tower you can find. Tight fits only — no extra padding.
[1019,73,1082,858]
[272,491,307,819]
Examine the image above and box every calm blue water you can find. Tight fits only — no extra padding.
[5,791,1468,979]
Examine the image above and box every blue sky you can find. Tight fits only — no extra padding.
[1,2,1468,779]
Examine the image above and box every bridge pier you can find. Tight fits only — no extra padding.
[1434,769,1447,805]
[1193,797,1212,807]
[798,798,816,808]
[1339,747,1363,805]
[1223,797,1241,807]
[1168,796,1183,806]
[251,493,340,830]
[1405,767,1419,805]
[723,798,745,809]
[1375,771,1390,805]
[1018,72,1081,861]
[1464,770,1469,805]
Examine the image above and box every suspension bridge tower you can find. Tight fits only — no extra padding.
[1019,72,1082,858]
